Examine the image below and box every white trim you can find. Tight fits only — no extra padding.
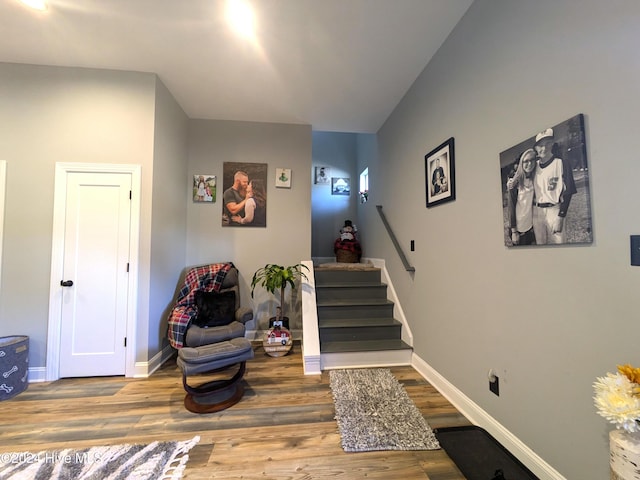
[46,163,141,381]
[301,260,321,375]
[365,257,413,347]
[411,353,566,480]
[27,367,47,383]
[132,344,175,378]
[0,160,6,292]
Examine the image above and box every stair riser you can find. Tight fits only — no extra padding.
[314,269,381,285]
[315,285,387,302]
[321,349,413,369]
[317,303,394,320]
[320,325,402,342]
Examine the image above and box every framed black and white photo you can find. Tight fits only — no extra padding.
[331,177,350,196]
[499,113,592,247]
[425,137,455,208]
[315,166,330,184]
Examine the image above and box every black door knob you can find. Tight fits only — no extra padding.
[60,280,74,287]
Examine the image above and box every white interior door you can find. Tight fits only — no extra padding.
[58,172,132,377]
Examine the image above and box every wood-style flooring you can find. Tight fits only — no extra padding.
[0,342,472,479]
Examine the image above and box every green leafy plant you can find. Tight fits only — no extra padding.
[250,263,309,320]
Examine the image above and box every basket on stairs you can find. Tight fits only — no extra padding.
[336,249,359,263]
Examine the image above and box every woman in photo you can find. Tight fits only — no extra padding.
[231,178,266,226]
[506,148,537,245]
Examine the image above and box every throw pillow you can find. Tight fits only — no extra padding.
[193,290,236,328]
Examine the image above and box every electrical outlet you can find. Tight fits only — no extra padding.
[490,375,500,396]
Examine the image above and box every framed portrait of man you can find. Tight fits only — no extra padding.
[314,166,330,184]
[425,137,455,208]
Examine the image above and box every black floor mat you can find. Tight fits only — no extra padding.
[434,426,538,480]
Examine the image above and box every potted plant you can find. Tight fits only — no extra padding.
[250,263,309,329]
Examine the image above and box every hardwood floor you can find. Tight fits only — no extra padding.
[0,342,472,479]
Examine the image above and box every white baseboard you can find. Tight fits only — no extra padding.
[27,367,47,383]
[412,353,566,480]
[133,344,175,378]
[302,352,321,375]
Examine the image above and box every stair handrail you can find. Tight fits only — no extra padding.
[376,205,415,272]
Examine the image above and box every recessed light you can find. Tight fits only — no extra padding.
[19,0,47,11]
[225,0,256,39]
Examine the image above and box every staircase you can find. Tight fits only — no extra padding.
[314,265,413,369]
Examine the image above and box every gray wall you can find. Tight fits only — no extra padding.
[0,63,158,368]
[149,79,189,357]
[186,119,312,332]
[361,1,640,478]
[355,133,378,258]
[311,131,360,258]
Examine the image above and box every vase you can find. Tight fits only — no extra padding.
[610,429,640,480]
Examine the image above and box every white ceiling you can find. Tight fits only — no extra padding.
[0,0,473,133]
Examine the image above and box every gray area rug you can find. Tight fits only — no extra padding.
[0,436,200,480]
[329,368,440,452]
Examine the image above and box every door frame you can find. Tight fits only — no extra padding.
[0,161,6,292]
[47,163,141,381]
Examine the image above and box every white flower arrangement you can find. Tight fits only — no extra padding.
[594,364,640,433]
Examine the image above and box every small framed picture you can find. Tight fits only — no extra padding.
[275,168,291,188]
[425,137,455,208]
[331,177,350,195]
[193,174,216,202]
[315,166,330,184]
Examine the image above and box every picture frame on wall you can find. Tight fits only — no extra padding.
[331,177,350,195]
[499,113,592,247]
[222,162,268,227]
[425,137,455,208]
[314,166,330,184]
[275,168,291,188]
[193,174,216,202]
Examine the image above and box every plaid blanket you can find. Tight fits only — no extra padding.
[167,262,233,349]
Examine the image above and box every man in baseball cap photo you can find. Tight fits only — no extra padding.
[531,126,577,244]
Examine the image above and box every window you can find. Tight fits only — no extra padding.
[359,168,368,203]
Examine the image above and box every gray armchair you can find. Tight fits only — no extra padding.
[167,263,255,413]
[184,266,253,347]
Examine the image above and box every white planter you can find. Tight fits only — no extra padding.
[611,429,640,480]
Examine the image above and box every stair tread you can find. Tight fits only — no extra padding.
[316,282,386,288]
[321,339,411,353]
[317,298,393,306]
[314,265,380,271]
[319,317,400,328]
